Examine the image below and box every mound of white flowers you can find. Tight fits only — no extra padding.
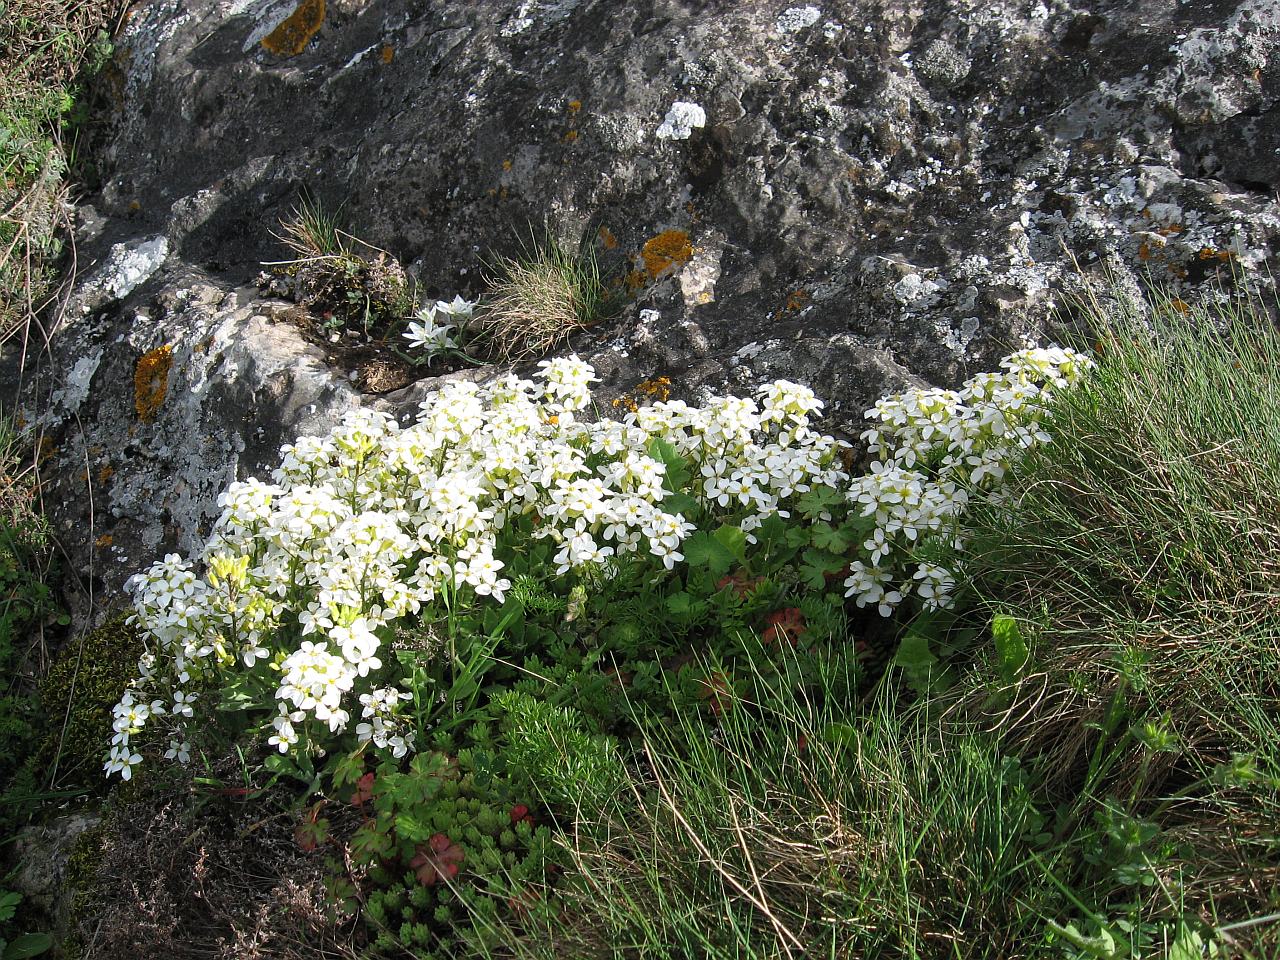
[106,348,1091,779]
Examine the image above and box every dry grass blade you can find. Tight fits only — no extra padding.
[473,234,611,363]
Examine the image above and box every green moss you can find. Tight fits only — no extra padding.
[30,614,145,791]
[59,822,108,960]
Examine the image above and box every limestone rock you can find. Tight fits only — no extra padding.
[6,0,1278,610]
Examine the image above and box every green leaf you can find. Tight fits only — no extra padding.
[992,614,1029,685]
[665,591,706,618]
[682,532,733,578]
[810,524,851,552]
[821,723,858,748]
[4,933,53,959]
[394,812,432,843]
[795,485,843,519]
[329,749,366,790]
[647,438,690,492]
[0,892,19,924]
[662,493,701,518]
[895,629,939,673]
[712,525,748,566]
[799,548,845,589]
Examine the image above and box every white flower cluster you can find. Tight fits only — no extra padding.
[403,295,474,360]
[106,358,846,777]
[842,346,1094,616]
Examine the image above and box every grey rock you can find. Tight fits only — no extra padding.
[6,0,1279,611]
[11,813,99,941]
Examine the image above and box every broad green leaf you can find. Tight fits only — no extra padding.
[712,524,748,566]
[394,812,431,843]
[0,892,19,924]
[4,933,53,960]
[647,437,690,491]
[682,532,733,577]
[666,591,706,617]
[821,723,858,748]
[992,614,1029,685]
[810,524,851,552]
[895,630,938,672]
[662,493,700,518]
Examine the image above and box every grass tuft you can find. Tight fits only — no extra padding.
[473,232,614,363]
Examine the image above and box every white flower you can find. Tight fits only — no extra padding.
[105,746,143,780]
[163,739,191,764]
[403,306,459,357]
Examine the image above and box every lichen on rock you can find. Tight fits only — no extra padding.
[132,344,172,423]
[260,0,324,57]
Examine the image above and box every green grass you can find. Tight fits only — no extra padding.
[464,646,1075,960]
[474,230,616,362]
[455,287,1280,960]
[0,0,124,336]
[956,286,1280,955]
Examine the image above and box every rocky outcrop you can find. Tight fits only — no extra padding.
[9,0,1280,613]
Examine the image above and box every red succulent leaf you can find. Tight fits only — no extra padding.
[410,833,465,886]
[350,772,375,807]
[763,607,807,647]
[697,671,734,717]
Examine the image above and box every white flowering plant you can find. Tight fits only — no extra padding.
[398,295,476,366]
[104,347,1091,788]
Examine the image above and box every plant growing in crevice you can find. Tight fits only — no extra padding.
[472,232,616,362]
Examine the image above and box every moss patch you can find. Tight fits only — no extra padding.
[32,615,145,791]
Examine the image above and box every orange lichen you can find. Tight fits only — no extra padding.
[640,229,693,280]
[97,464,115,484]
[784,289,810,312]
[563,129,578,143]
[1196,246,1234,262]
[598,226,618,250]
[638,376,671,401]
[95,533,114,550]
[1170,298,1191,315]
[380,44,394,64]
[261,0,325,57]
[502,159,513,171]
[612,376,672,413]
[567,99,582,113]
[134,345,173,423]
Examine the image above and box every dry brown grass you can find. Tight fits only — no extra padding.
[74,768,364,960]
[0,0,128,338]
[472,236,612,363]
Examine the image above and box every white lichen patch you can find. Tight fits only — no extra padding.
[680,245,722,306]
[776,6,821,33]
[656,101,706,140]
[76,236,169,312]
[500,0,582,37]
[50,350,104,415]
